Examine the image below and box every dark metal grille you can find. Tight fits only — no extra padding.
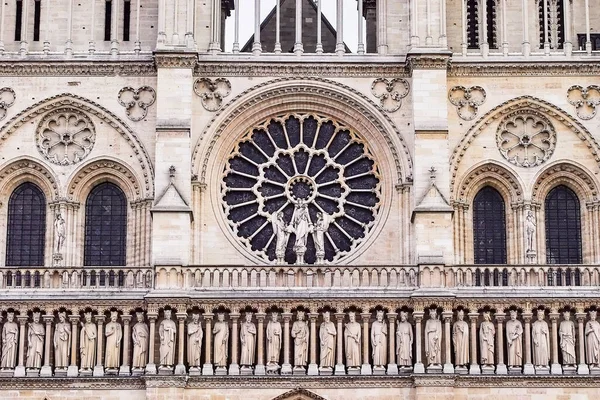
[84,182,127,266]
[466,0,479,49]
[545,185,582,264]
[473,186,507,264]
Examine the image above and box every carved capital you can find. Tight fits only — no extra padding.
[387,312,398,322]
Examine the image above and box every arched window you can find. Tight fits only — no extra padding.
[473,186,507,264]
[84,182,127,266]
[6,183,46,266]
[545,185,582,264]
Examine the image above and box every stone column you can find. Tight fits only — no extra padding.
[229,313,240,375]
[14,315,27,377]
[146,314,158,375]
[202,313,214,375]
[414,311,425,373]
[495,313,507,374]
[67,315,79,377]
[550,312,562,374]
[334,313,345,375]
[175,312,187,375]
[576,312,589,374]
[40,315,53,377]
[468,313,480,374]
[387,312,398,374]
[308,313,319,375]
[281,312,292,375]
[93,314,105,377]
[255,313,266,375]
[119,315,132,376]
[523,312,534,374]
[442,311,454,374]
[360,313,372,375]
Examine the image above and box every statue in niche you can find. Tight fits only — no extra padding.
[396,312,413,367]
[344,311,361,369]
[452,310,469,367]
[187,313,203,368]
[213,313,229,368]
[480,312,495,366]
[371,310,388,367]
[79,312,97,370]
[312,212,331,265]
[240,312,256,367]
[131,312,149,370]
[26,312,45,370]
[291,311,309,367]
[54,312,71,369]
[266,312,282,369]
[559,311,576,366]
[54,212,66,254]
[159,310,176,368]
[105,311,122,370]
[319,311,336,369]
[272,212,291,265]
[291,200,313,265]
[586,310,600,366]
[506,310,523,367]
[525,210,536,252]
[532,309,550,367]
[425,309,442,365]
[1,312,18,369]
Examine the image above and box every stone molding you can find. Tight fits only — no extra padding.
[155,53,197,69]
[455,161,524,204]
[0,61,156,76]
[449,61,600,77]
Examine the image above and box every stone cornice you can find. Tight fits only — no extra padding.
[0,61,156,76]
[406,52,452,72]
[449,60,600,77]
[155,52,198,69]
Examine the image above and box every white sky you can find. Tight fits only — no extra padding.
[224,0,362,52]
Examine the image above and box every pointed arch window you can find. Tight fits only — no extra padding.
[6,183,46,266]
[545,185,582,264]
[473,186,507,264]
[84,182,127,266]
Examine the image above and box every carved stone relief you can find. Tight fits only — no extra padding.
[567,85,600,120]
[117,86,156,122]
[0,87,15,120]
[370,78,410,113]
[448,86,486,121]
[193,78,231,111]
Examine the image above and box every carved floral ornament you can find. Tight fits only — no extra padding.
[448,86,486,121]
[194,78,231,112]
[0,87,15,121]
[117,86,156,122]
[496,110,556,168]
[370,78,410,113]
[567,85,600,120]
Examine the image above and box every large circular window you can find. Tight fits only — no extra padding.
[221,114,382,265]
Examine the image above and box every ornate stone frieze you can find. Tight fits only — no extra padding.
[193,78,231,111]
[0,61,156,76]
[567,85,600,120]
[154,53,197,69]
[370,78,410,113]
[0,87,15,120]
[118,86,156,122]
[449,61,600,77]
[406,54,451,73]
[448,86,486,121]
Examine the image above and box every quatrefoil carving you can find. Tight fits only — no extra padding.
[567,85,600,120]
[117,86,156,122]
[0,87,16,121]
[370,78,410,113]
[448,86,486,121]
[193,78,232,112]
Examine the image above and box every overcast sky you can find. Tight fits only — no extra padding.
[224,1,362,52]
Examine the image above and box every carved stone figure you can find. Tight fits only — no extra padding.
[213,313,229,367]
[26,312,45,369]
[396,312,413,367]
[131,312,149,370]
[187,313,203,368]
[104,311,122,370]
[532,309,550,367]
[272,212,291,265]
[344,312,361,368]
[0,312,18,369]
[525,210,536,252]
[291,311,309,367]
[291,200,313,264]
[159,310,176,367]
[312,212,330,264]
[319,311,336,369]
[54,312,71,369]
[480,312,495,366]
[54,212,66,253]
[240,312,256,367]
[371,310,388,366]
[586,310,600,366]
[506,310,523,367]
[266,312,282,365]
[559,311,576,365]
[425,309,442,365]
[79,312,97,370]
[453,310,469,367]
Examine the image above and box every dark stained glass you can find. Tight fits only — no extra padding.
[545,185,582,264]
[473,186,507,264]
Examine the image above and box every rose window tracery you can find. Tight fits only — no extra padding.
[35,108,95,165]
[222,114,381,265]
[496,111,556,168]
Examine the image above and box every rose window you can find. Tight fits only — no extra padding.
[222,114,381,265]
[35,108,95,165]
[496,111,556,168]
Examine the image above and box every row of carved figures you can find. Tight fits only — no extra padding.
[1,307,600,376]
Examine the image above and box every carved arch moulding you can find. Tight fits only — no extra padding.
[0,157,60,200]
[455,162,524,205]
[531,161,599,204]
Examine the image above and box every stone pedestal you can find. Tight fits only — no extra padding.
[373,365,386,375]
[228,363,240,376]
[414,362,425,374]
[495,363,508,375]
[455,365,468,375]
[398,366,413,374]
[523,363,535,375]
[202,363,213,376]
[293,366,306,375]
[67,365,79,377]
[26,368,40,377]
[53,367,67,377]
[508,366,522,375]
[319,366,333,375]
[119,366,131,376]
[105,368,118,376]
[266,363,280,375]
[281,363,292,375]
[189,366,201,376]
[550,363,562,375]
[145,363,157,375]
[40,366,54,377]
[307,363,319,375]
[158,366,173,375]
[535,365,550,375]
[427,364,442,374]
[443,363,454,374]
[215,366,227,375]
[481,365,495,375]
[93,365,104,377]
[174,364,186,375]
[240,366,253,376]
[589,365,600,375]
[131,368,144,376]
[360,364,372,375]
[563,365,577,375]
[254,364,266,375]
[79,368,93,377]
[347,366,360,375]
[334,363,345,375]
[469,363,481,375]
[577,363,589,375]
[386,363,398,375]
[14,366,25,377]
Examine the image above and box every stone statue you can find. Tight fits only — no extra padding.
[525,210,536,252]
[266,312,282,366]
[480,312,495,366]
[396,312,413,367]
[344,311,361,368]
[586,310,600,366]
[319,311,336,369]
[0,312,18,369]
[291,311,309,367]
[131,312,149,370]
[452,310,469,367]
[371,310,388,367]
[506,310,523,367]
[291,200,313,264]
[26,312,45,369]
[159,310,176,367]
[559,311,576,365]
[105,311,122,370]
[240,312,256,367]
[54,212,66,253]
[532,309,550,367]
[54,312,71,369]
[425,309,442,365]
[312,212,330,264]
[213,313,229,368]
[187,313,203,368]
[272,212,291,265]
[79,312,97,370]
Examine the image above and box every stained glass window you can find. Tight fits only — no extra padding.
[545,185,582,264]
[473,186,507,264]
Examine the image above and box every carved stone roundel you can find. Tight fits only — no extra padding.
[496,111,556,168]
[222,114,382,265]
[36,108,95,165]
